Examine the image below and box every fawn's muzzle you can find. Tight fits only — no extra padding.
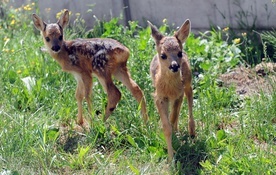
[51,45,61,52]
[169,61,180,72]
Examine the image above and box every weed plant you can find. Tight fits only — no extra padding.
[261,30,276,62]
[0,2,275,174]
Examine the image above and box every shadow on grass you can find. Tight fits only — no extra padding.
[173,133,208,175]
[56,124,88,153]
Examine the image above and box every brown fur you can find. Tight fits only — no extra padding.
[148,20,195,161]
[32,10,148,125]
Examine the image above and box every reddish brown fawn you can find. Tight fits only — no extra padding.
[32,9,148,125]
[148,20,195,161]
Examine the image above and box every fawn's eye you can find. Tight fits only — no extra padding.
[45,37,50,42]
[177,51,183,58]
[59,35,63,41]
[161,53,167,59]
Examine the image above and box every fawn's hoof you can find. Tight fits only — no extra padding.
[76,118,90,132]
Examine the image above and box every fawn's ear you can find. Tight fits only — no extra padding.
[32,13,47,31]
[147,21,164,44]
[57,9,69,28]
[174,19,191,44]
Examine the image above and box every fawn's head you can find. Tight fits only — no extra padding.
[148,20,190,73]
[32,10,69,54]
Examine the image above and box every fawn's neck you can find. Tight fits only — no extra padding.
[155,67,184,99]
[159,66,181,80]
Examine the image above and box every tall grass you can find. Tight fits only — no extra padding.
[0,2,275,174]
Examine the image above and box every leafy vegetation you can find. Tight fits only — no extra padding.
[0,2,275,175]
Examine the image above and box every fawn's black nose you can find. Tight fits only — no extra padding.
[169,61,180,72]
[51,45,61,52]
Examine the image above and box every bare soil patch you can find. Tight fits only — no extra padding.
[219,62,276,97]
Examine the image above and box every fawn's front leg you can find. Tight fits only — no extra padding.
[74,73,92,125]
[97,74,121,121]
[184,84,195,136]
[83,74,93,115]
[75,78,85,125]
[155,97,173,161]
[170,96,184,132]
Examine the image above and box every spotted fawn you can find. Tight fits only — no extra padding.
[32,10,148,125]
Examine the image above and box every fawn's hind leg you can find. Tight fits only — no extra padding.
[97,74,121,121]
[184,84,195,136]
[114,64,148,123]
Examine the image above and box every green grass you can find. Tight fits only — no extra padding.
[0,3,276,175]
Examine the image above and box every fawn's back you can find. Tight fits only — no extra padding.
[54,38,129,75]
